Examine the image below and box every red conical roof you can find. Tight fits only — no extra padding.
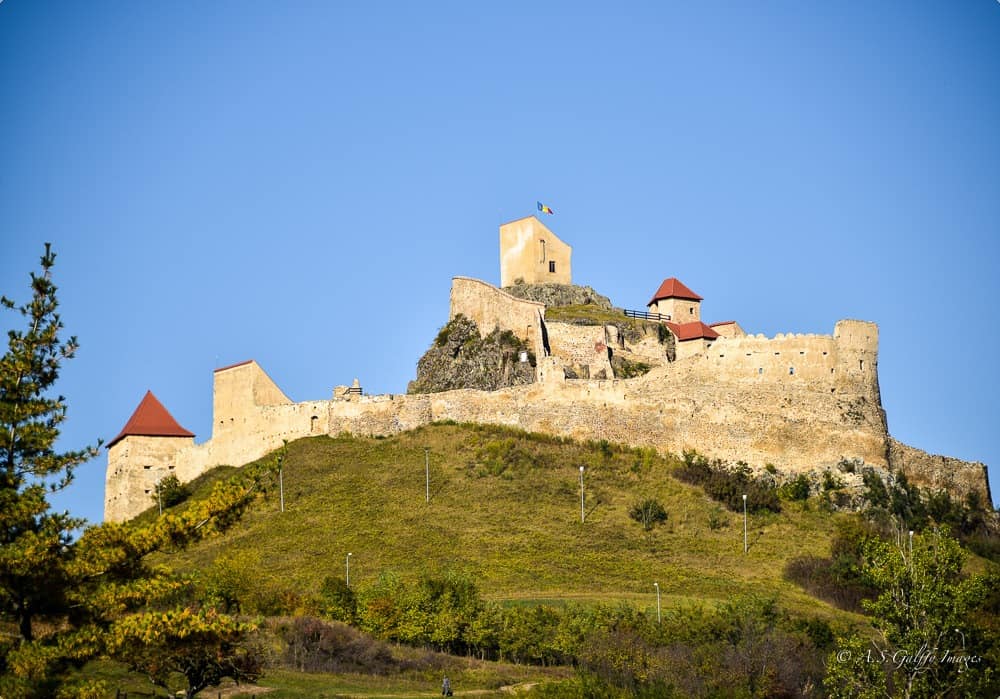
[107,390,195,448]
[648,278,703,305]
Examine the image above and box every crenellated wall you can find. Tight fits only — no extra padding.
[104,287,990,522]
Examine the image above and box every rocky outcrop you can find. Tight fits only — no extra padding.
[407,315,536,394]
[503,282,616,310]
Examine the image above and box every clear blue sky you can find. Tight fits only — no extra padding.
[2,1,998,525]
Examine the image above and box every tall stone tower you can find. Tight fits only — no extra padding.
[104,391,195,522]
[499,216,572,287]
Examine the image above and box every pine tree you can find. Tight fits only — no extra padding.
[0,243,100,643]
[1,245,276,698]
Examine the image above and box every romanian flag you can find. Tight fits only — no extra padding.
[537,201,554,215]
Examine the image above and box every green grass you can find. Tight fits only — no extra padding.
[76,658,570,698]
[248,665,570,698]
[543,304,633,326]
[156,423,857,625]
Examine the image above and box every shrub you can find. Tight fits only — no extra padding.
[822,469,845,491]
[153,474,190,508]
[784,518,877,613]
[629,498,668,531]
[319,575,357,623]
[781,474,811,501]
[837,458,861,474]
[280,617,411,674]
[708,506,728,530]
[676,452,780,514]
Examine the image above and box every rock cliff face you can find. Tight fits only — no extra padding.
[503,281,615,310]
[407,315,535,394]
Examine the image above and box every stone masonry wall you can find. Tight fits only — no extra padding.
[544,322,615,379]
[105,435,194,521]
[889,438,993,505]
[104,308,987,521]
[449,277,546,359]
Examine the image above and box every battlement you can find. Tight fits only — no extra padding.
[103,220,990,522]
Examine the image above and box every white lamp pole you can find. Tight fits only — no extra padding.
[346,552,352,587]
[425,447,430,503]
[654,582,661,624]
[278,453,285,513]
[908,530,914,566]
[579,466,585,523]
[742,494,748,554]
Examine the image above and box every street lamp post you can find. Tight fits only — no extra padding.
[579,466,585,523]
[654,582,661,624]
[278,452,285,513]
[346,552,352,588]
[425,447,430,504]
[742,494,748,554]
[908,530,914,567]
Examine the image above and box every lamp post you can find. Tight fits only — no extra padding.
[425,447,430,504]
[579,466,585,523]
[346,552,352,588]
[908,530,914,567]
[742,494,748,554]
[278,451,285,513]
[156,478,163,516]
[653,582,661,624]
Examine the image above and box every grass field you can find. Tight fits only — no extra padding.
[154,423,858,626]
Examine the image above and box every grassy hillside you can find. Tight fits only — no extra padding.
[156,423,858,625]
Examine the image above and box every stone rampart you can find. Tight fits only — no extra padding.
[889,438,993,505]
[545,322,614,378]
[104,306,988,521]
[449,277,546,359]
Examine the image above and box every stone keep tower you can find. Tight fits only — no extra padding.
[499,216,572,287]
[104,391,195,521]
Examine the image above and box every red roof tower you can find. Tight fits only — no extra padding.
[648,278,703,305]
[107,391,195,448]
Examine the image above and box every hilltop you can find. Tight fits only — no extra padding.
[154,422,858,623]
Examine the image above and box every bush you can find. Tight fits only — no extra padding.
[153,474,190,508]
[781,474,811,501]
[822,469,845,492]
[629,498,668,531]
[784,518,877,613]
[676,451,780,514]
[279,617,417,674]
[319,576,357,623]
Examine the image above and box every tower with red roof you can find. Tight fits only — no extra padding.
[104,391,195,521]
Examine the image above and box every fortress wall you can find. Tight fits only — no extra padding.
[212,361,293,441]
[675,338,711,361]
[450,276,546,358]
[105,435,194,521]
[387,376,888,472]
[889,438,993,505]
[204,400,330,469]
[328,394,433,436]
[545,322,615,377]
[704,333,840,385]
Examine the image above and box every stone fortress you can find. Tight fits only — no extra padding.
[104,216,992,522]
